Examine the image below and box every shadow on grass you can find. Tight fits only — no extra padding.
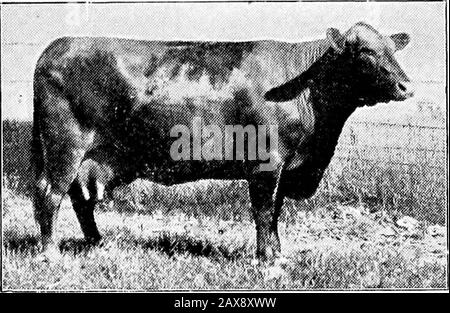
[3,231,99,256]
[4,230,248,261]
[59,238,100,255]
[3,233,40,255]
[128,232,248,261]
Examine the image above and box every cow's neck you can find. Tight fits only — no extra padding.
[306,58,358,169]
[311,96,355,165]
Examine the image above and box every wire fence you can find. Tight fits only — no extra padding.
[335,119,446,166]
[319,116,446,224]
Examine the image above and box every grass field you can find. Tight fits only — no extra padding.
[2,183,447,290]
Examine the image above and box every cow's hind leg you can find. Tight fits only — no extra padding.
[34,148,88,256]
[33,77,92,255]
[34,175,65,256]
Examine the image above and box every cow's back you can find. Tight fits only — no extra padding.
[33,36,327,185]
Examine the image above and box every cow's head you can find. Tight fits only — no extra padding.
[329,22,414,104]
[265,22,414,106]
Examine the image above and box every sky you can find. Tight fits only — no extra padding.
[1,1,447,120]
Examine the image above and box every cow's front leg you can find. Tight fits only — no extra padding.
[248,173,284,261]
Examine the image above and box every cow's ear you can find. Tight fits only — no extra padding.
[264,77,303,102]
[326,28,345,53]
[390,33,410,51]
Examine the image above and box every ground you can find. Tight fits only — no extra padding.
[2,182,447,290]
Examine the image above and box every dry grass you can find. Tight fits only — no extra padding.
[317,154,447,225]
[2,187,447,290]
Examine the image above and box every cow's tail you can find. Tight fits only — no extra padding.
[31,74,46,188]
[31,38,68,186]
[31,71,56,230]
[31,60,61,183]
[31,71,52,195]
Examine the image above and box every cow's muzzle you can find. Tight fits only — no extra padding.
[393,81,414,101]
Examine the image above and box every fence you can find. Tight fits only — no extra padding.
[335,120,446,166]
[317,111,446,224]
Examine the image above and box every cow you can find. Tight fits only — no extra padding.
[32,22,413,260]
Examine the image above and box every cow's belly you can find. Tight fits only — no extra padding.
[105,96,254,185]
[118,136,248,186]
[142,160,247,186]
[92,63,279,186]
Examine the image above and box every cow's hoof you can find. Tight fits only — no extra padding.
[35,245,61,263]
[274,255,290,266]
[259,248,284,264]
[86,237,102,247]
[263,265,287,281]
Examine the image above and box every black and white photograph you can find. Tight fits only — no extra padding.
[1,0,448,293]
